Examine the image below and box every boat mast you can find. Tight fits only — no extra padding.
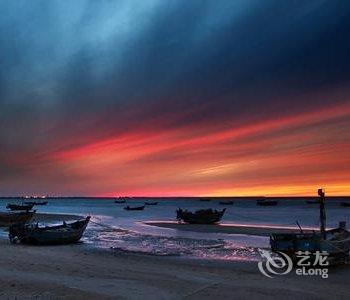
[318,188,326,239]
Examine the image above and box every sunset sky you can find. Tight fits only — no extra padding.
[1,1,349,197]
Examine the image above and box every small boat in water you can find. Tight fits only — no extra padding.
[145,201,158,206]
[9,216,90,245]
[340,202,350,207]
[270,189,350,264]
[305,199,320,204]
[199,198,211,202]
[219,200,234,205]
[124,205,145,211]
[0,211,35,227]
[115,200,126,204]
[24,201,48,206]
[256,199,278,206]
[6,204,34,211]
[176,208,226,224]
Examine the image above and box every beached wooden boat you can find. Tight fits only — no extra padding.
[219,201,234,205]
[340,202,350,207]
[124,205,145,211]
[115,200,126,204]
[0,211,35,227]
[270,189,350,263]
[24,201,48,206]
[145,201,158,206]
[9,216,90,245]
[176,208,226,224]
[256,199,278,206]
[6,204,34,211]
[270,226,350,262]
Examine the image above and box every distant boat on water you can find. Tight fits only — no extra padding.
[199,198,211,202]
[24,201,48,206]
[6,204,34,211]
[305,199,320,204]
[176,208,226,224]
[219,200,234,205]
[9,216,90,245]
[115,200,126,204]
[340,202,350,207]
[124,205,145,211]
[256,199,278,206]
[145,201,158,206]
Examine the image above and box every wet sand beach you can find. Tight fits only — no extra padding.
[1,238,350,299]
[0,213,349,299]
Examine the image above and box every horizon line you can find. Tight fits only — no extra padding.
[1,195,350,199]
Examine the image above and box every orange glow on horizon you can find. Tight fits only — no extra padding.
[32,101,350,197]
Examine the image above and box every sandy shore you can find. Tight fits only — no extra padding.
[0,214,348,299]
[0,238,349,299]
[144,221,315,236]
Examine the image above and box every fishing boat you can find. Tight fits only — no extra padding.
[9,216,90,245]
[6,204,34,211]
[176,208,226,224]
[115,200,126,204]
[24,201,48,206]
[219,200,234,205]
[256,199,278,206]
[124,205,145,211]
[340,202,350,207]
[0,211,35,227]
[305,199,320,204]
[270,189,350,263]
[145,201,158,205]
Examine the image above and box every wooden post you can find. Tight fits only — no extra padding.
[318,188,326,239]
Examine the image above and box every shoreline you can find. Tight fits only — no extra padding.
[143,221,315,236]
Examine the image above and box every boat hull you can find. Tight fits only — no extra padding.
[305,200,320,204]
[124,206,145,211]
[9,217,90,245]
[257,200,278,206]
[6,204,34,211]
[177,208,226,224]
[270,228,350,262]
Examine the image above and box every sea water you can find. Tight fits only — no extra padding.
[1,197,349,261]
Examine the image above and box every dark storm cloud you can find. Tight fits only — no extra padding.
[0,0,350,180]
